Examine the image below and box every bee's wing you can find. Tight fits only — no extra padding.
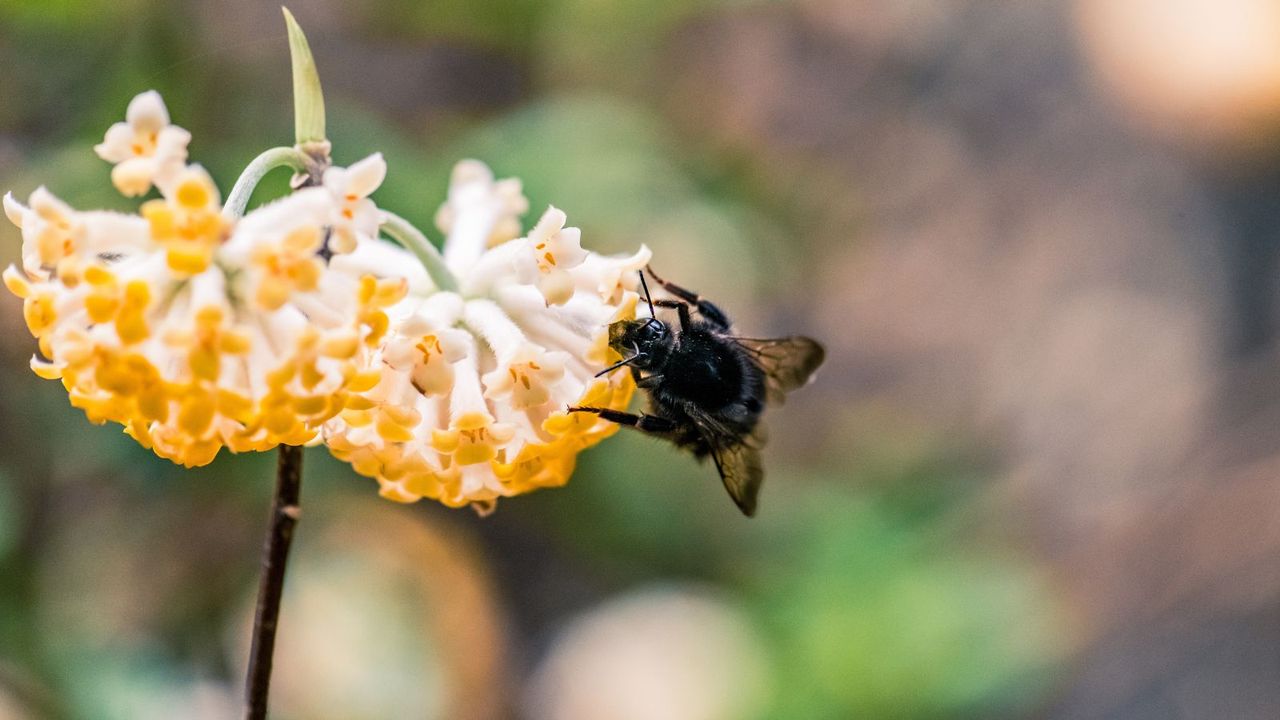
[686,404,767,516]
[709,437,765,517]
[732,336,826,404]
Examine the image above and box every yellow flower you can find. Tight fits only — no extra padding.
[2,95,407,467]
[431,411,518,466]
[249,225,325,310]
[140,166,229,274]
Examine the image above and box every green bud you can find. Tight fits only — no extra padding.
[282,7,326,146]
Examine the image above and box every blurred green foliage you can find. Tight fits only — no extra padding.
[357,0,545,51]
[755,491,1057,719]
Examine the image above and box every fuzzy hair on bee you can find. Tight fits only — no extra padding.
[569,266,824,516]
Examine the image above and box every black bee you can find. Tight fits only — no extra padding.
[569,266,824,516]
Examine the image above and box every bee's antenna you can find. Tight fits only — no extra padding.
[596,355,644,377]
[638,269,657,321]
[595,355,635,377]
[595,342,643,377]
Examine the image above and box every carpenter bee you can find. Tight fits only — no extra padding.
[569,266,824,516]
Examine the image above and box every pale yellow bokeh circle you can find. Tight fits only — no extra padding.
[1076,0,1280,147]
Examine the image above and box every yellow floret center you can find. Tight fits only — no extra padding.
[251,226,323,310]
[141,173,228,275]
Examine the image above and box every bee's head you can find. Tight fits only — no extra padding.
[607,317,672,371]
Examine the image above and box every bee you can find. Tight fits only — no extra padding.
[569,266,825,516]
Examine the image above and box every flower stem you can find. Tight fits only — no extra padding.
[223,147,309,219]
[381,210,460,292]
[244,445,304,720]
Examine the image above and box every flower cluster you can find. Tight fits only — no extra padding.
[325,161,649,508]
[4,92,647,510]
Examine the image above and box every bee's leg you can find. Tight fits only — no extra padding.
[644,265,731,330]
[567,406,678,434]
[628,366,664,388]
[635,373,664,389]
[653,299,692,333]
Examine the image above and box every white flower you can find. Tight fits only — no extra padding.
[380,297,471,397]
[325,160,649,508]
[322,152,387,254]
[457,206,593,307]
[436,159,529,274]
[514,207,588,306]
[3,187,151,279]
[7,86,652,510]
[94,91,191,197]
[482,340,569,410]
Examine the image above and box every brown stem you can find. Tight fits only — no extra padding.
[244,445,304,720]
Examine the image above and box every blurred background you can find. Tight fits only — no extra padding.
[2,0,1280,718]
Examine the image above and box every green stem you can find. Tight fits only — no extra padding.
[223,147,309,219]
[380,211,459,292]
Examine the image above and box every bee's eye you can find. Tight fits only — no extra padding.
[637,319,665,341]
